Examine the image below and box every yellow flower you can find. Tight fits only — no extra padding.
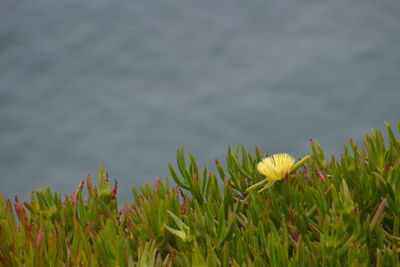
[246,153,310,193]
[257,153,296,181]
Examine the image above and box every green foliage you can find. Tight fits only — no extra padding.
[1,121,400,266]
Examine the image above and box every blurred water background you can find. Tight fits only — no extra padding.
[1,0,399,202]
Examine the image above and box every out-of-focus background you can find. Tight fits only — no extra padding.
[1,0,399,201]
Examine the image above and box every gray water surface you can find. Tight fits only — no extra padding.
[1,0,399,201]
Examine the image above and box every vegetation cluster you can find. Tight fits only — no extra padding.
[1,122,400,266]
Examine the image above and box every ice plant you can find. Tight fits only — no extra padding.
[257,153,296,181]
[0,121,398,266]
[246,153,311,193]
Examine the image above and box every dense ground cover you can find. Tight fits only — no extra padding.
[1,121,400,266]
